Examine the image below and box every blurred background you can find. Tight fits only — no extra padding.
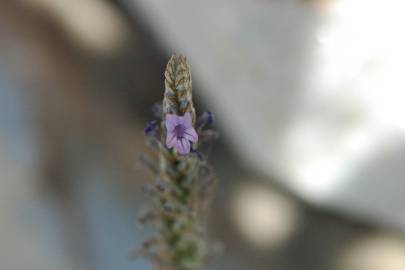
[1,0,405,270]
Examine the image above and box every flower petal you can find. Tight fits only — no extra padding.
[181,112,192,128]
[176,138,190,155]
[166,132,177,148]
[165,114,180,132]
[184,127,198,143]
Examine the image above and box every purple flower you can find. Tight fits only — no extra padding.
[165,112,198,155]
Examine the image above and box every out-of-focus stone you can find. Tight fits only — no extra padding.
[127,0,405,230]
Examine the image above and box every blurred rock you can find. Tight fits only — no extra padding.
[127,0,405,231]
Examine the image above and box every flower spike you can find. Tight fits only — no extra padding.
[139,55,218,270]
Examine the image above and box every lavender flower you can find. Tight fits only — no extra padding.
[166,112,198,155]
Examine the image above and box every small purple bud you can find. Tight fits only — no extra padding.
[145,120,158,135]
[204,112,214,125]
[196,112,214,130]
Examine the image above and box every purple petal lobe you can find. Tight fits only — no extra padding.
[182,112,192,128]
[184,127,198,143]
[165,114,180,132]
[166,132,177,148]
[176,138,190,155]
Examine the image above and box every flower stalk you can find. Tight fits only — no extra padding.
[139,55,217,270]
